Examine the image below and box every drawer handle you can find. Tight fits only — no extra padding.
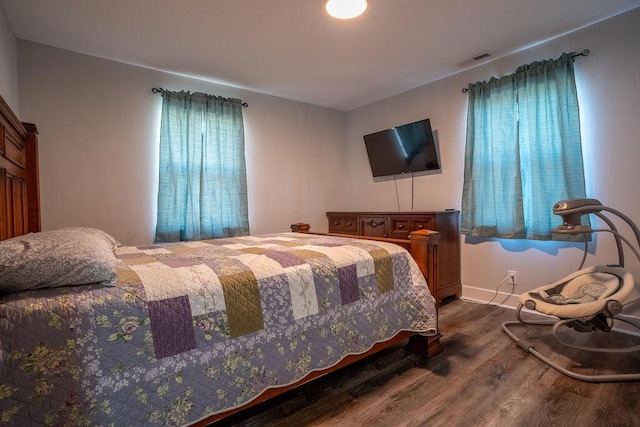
[365,220,385,228]
[417,224,424,229]
[346,222,352,227]
[333,221,340,226]
[397,224,405,230]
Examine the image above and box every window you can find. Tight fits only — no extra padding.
[155,90,249,242]
[461,53,587,240]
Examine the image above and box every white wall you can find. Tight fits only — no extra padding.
[17,41,347,245]
[0,1,18,113]
[346,8,640,316]
[13,8,640,320]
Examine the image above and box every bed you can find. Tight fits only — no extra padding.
[0,93,442,426]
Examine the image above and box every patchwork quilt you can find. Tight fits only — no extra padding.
[0,233,437,426]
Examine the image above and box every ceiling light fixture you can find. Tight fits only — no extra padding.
[325,0,367,19]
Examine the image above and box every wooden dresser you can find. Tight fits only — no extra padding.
[326,210,461,304]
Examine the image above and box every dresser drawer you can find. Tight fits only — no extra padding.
[413,218,435,231]
[389,218,411,239]
[360,217,388,238]
[328,216,357,234]
[388,216,435,239]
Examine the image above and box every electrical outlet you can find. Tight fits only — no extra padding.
[508,270,518,285]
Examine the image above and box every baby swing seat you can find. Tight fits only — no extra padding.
[522,264,634,329]
[502,199,640,382]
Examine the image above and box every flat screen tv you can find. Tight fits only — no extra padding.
[363,118,440,178]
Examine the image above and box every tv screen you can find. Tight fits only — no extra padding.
[363,118,440,178]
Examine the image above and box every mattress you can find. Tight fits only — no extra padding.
[0,232,437,426]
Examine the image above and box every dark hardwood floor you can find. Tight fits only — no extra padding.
[212,299,640,427]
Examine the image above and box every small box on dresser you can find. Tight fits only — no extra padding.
[327,210,461,305]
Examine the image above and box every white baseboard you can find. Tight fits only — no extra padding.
[460,285,521,310]
[460,285,640,337]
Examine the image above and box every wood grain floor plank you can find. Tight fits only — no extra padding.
[212,300,640,427]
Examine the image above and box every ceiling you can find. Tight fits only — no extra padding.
[2,0,640,111]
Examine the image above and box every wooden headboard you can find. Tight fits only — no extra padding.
[0,93,40,240]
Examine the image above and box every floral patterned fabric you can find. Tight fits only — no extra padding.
[0,227,119,294]
[0,232,437,426]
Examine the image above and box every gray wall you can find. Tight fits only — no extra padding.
[12,7,640,321]
[17,42,348,245]
[0,2,18,112]
[346,8,640,317]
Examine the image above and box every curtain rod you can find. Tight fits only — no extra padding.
[461,49,590,93]
[151,87,248,107]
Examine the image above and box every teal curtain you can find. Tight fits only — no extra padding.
[155,90,249,242]
[461,53,587,240]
